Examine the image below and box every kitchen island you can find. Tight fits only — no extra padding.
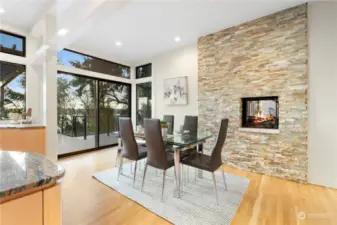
[0,150,65,225]
[0,124,46,155]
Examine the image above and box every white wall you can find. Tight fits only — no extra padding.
[308,2,337,188]
[134,44,198,130]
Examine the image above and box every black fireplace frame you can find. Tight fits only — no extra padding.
[241,96,279,129]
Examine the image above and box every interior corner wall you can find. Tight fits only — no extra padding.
[308,2,337,188]
[136,44,198,129]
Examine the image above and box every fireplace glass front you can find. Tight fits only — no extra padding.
[241,96,279,129]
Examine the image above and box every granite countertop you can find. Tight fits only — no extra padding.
[0,151,65,202]
[0,124,45,129]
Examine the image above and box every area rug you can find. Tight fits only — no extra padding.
[93,163,250,225]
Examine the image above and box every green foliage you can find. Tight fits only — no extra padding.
[160,121,168,128]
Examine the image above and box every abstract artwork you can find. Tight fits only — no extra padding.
[164,76,188,105]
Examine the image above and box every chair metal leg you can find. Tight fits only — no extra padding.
[181,164,184,191]
[141,164,148,191]
[161,170,166,201]
[117,157,123,181]
[130,163,133,174]
[173,165,179,190]
[212,172,219,205]
[186,166,190,185]
[194,167,197,181]
[221,164,228,191]
[115,150,120,167]
[133,160,137,187]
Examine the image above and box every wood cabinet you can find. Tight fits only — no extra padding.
[0,192,43,225]
[0,185,61,225]
[0,127,45,155]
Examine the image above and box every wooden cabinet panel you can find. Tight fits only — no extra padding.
[0,128,45,155]
[1,192,43,225]
[43,185,62,225]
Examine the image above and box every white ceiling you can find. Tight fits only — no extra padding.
[1,0,312,65]
[0,0,54,30]
[73,0,310,64]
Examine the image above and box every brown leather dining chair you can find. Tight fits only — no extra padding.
[163,115,174,135]
[141,119,177,201]
[181,118,229,205]
[117,117,147,187]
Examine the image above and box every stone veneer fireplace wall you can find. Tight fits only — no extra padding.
[198,4,308,182]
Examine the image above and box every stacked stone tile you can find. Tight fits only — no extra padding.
[198,4,308,182]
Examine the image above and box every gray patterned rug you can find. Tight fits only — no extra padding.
[93,163,249,225]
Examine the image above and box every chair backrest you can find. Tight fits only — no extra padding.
[211,119,229,166]
[119,117,139,160]
[144,119,168,169]
[163,115,174,135]
[183,116,198,135]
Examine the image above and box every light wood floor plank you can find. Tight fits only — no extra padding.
[59,147,337,225]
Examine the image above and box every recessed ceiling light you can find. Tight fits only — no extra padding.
[116,41,122,47]
[174,36,181,42]
[57,28,69,36]
[0,7,5,14]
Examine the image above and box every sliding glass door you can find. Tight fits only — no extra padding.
[98,81,131,147]
[57,71,131,156]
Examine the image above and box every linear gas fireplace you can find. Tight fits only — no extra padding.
[241,96,279,129]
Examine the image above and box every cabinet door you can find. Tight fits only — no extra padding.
[44,185,62,225]
[1,192,43,225]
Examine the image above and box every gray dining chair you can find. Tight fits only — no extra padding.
[181,118,229,204]
[142,119,177,201]
[118,117,147,187]
[163,115,174,135]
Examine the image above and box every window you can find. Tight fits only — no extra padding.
[136,63,152,79]
[0,30,26,57]
[57,49,130,79]
[0,61,26,120]
[136,82,152,127]
[57,71,131,155]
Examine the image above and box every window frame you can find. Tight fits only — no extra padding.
[0,30,26,57]
[59,49,131,79]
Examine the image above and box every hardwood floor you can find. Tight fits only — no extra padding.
[59,147,337,225]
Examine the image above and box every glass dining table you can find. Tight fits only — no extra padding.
[115,131,213,198]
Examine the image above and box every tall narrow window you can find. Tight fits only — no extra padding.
[0,30,26,57]
[136,82,152,127]
[0,61,26,120]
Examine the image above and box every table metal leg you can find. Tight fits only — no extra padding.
[173,148,181,198]
[197,144,203,178]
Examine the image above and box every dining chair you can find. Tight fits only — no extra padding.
[163,115,174,135]
[181,116,203,157]
[117,117,148,187]
[181,118,229,205]
[142,119,177,201]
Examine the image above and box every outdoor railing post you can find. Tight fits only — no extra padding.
[73,116,77,137]
[107,114,110,136]
[61,116,64,134]
[84,115,87,140]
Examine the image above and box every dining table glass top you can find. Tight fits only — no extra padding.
[114,131,213,147]
[134,131,213,147]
